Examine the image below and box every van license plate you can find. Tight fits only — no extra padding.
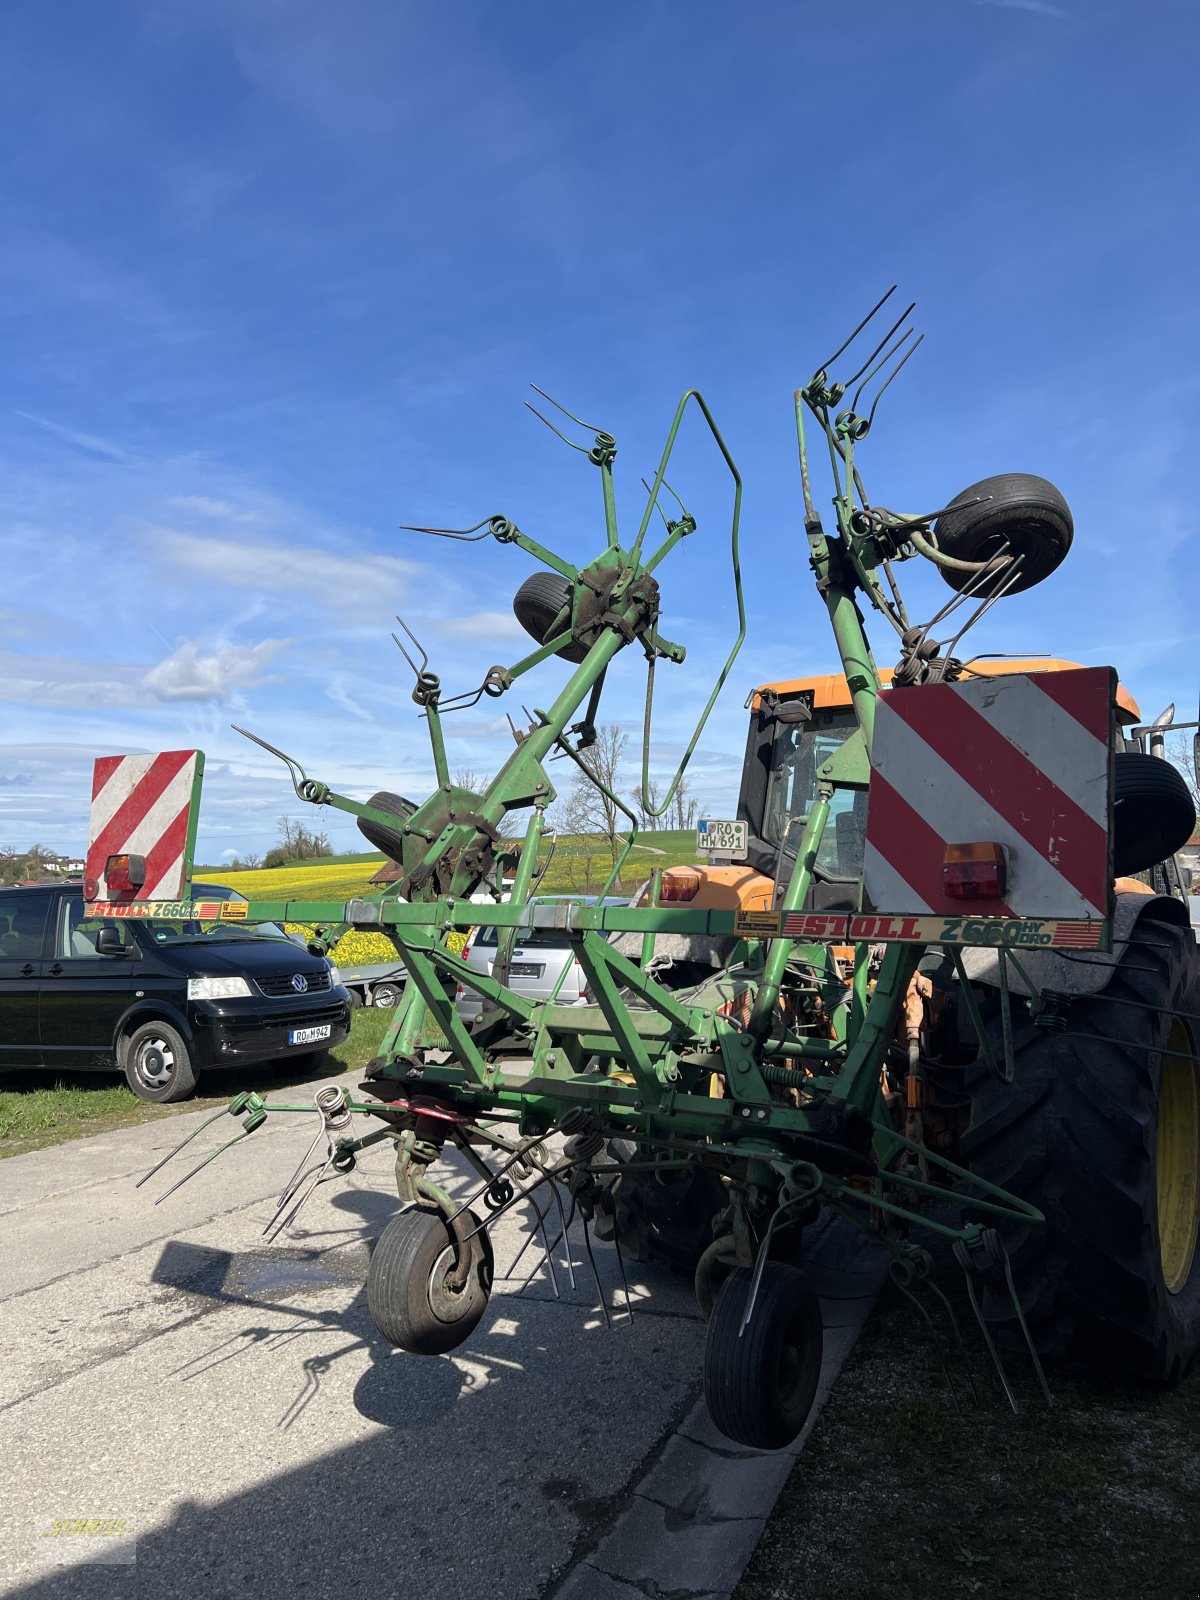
[510,962,544,977]
[289,1025,332,1046]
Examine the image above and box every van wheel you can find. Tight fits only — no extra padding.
[122,1021,198,1103]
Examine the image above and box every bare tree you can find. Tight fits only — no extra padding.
[1168,732,1200,807]
[668,773,698,831]
[263,815,332,869]
[567,725,629,852]
[630,775,661,831]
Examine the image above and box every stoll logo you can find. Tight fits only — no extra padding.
[292,973,308,993]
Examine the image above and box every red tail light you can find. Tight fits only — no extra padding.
[660,869,702,903]
[943,842,1006,899]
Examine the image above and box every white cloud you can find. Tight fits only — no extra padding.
[969,0,1068,15]
[142,638,288,702]
[150,529,420,612]
[13,410,129,461]
[166,494,259,521]
[435,609,526,642]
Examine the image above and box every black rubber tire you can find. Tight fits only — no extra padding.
[372,980,404,1008]
[703,1264,824,1448]
[932,473,1073,595]
[357,790,417,862]
[345,988,364,1010]
[613,1161,728,1271]
[512,571,589,664]
[367,1204,494,1354]
[1113,752,1197,877]
[960,916,1200,1383]
[122,1020,198,1103]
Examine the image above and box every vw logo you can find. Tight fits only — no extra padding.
[291,973,308,993]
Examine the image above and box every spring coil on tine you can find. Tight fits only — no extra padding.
[315,1085,351,1134]
[513,1138,548,1177]
[1034,991,1072,1032]
[412,670,441,707]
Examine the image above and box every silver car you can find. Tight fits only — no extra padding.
[456,897,625,1019]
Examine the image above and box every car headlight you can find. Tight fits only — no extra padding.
[187,976,252,1000]
[328,965,341,985]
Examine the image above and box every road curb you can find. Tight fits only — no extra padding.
[547,1216,889,1599]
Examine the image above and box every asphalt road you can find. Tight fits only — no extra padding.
[0,1076,709,1598]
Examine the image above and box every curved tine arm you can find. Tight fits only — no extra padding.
[631,389,740,571]
[231,725,311,801]
[637,395,746,821]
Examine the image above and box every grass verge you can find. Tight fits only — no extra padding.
[734,1279,1200,1600]
[0,1006,394,1159]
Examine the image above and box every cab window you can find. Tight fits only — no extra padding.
[57,898,132,959]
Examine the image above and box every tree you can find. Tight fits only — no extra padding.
[1168,732,1200,808]
[629,776,661,831]
[668,773,698,832]
[566,724,628,850]
[262,815,332,870]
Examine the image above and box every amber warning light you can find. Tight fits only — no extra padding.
[105,853,147,899]
[659,869,702,903]
[943,842,1006,900]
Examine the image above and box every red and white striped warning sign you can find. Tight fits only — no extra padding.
[85,750,203,902]
[863,668,1114,923]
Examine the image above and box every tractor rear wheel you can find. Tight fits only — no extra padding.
[961,916,1200,1383]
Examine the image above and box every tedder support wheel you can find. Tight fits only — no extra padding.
[961,915,1200,1383]
[703,1264,824,1449]
[932,472,1073,596]
[367,1204,494,1355]
[512,571,589,664]
[356,790,418,862]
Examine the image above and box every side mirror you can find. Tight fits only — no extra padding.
[96,926,126,956]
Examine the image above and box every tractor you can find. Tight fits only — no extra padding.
[126,295,1200,1447]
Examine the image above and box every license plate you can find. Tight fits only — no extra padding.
[288,1025,332,1046]
[510,962,544,977]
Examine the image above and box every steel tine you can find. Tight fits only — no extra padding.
[581,1214,611,1330]
[926,1279,982,1408]
[891,1269,961,1416]
[962,1269,1020,1414]
[999,1244,1053,1406]
[136,1106,230,1188]
[523,1178,559,1300]
[275,1119,328,1208]
[813,285,897,378]
[550,1179,577,1291]
[264,1146,329,1239]
[155,1121,262,1205]
[270,1156,335,1242]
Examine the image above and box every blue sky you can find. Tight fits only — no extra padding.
[2,0,1197,862]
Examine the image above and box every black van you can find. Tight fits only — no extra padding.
[0,882,351,1102]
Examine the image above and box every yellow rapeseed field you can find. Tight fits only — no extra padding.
[203,863,467,964]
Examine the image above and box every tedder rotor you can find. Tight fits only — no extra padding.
[102,294,1200,1449]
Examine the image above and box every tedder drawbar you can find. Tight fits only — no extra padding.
[98,293,1200,1448]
